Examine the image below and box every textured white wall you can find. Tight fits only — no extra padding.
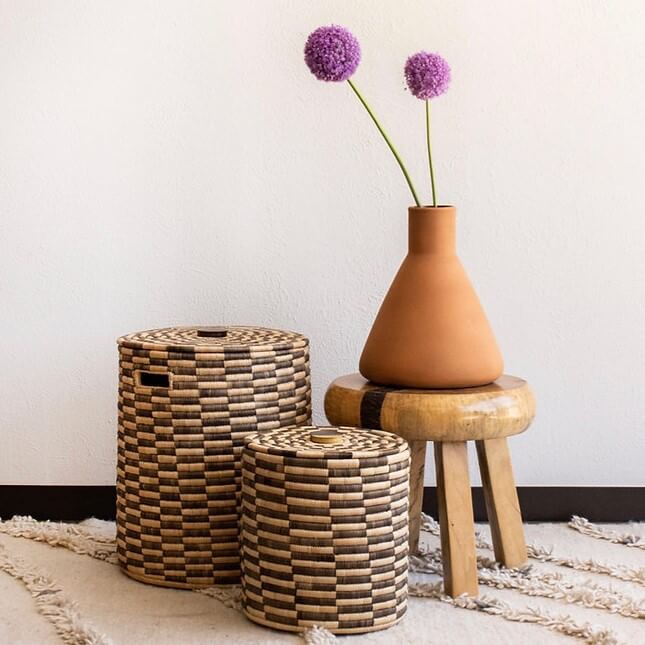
[1,0,644,485]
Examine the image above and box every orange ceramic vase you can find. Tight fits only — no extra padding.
[359,206,504,388]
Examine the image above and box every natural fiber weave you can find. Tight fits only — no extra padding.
[116,326,310,589]
[240,425,410,634]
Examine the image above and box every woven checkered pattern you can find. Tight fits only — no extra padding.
[241,426,410,634]
[116,326,310,589]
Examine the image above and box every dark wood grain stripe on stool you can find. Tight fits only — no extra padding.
[360,389,387,429]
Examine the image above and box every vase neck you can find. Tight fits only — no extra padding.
[408,206,456,254]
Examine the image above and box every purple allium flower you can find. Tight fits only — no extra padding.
[304,25,361,82]
[404,52,451,100]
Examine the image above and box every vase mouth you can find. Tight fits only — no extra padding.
[409,205,456,219]
[409,204,455,211]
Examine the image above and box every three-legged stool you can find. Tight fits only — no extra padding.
[324,374,536,597]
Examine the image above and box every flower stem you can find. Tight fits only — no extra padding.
[347,78,420,207]
[426,100,437,207]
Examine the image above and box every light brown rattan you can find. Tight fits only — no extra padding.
[240,425,410,634]
[116,326,310,588]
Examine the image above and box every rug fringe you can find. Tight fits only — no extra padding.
[410,550,644,619]
[527,543,644,586]
[0,541,111,645]
[421,513,645,586]
[0,516,117,564]
[302,625,337,644]
[569,517,645,551]
[408,581,623,645]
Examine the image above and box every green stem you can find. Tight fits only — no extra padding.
[347,78,420,207]
[426,100,437,207]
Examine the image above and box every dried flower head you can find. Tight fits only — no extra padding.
[304,25,361,82]
[404,52,451,100]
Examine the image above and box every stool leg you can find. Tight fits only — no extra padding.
[408,441,427,554]
[434,441,478,597]
[476,438,527,568]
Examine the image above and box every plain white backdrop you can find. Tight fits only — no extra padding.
[1,0,644,485]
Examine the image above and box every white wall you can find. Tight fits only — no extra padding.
[1,0,644,486]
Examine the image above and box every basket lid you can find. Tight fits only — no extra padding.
[244,425,408,459]
[117,326,308,353]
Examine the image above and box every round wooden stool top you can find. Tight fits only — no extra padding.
[325,374,535,442]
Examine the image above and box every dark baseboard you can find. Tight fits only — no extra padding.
[0,486,643,522]
[0,486,117,521]
[423,486,645,522]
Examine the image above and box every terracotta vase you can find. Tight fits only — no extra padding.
[359,206,503,388]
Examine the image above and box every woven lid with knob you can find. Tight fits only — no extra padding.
[244,424,408,460]
[117,325,308,353]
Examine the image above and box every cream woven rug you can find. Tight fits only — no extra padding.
[0,515,643,645]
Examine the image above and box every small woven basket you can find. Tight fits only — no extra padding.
[241,425,409,634]
[116,326,310,589]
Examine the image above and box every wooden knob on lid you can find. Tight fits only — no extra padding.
[196,326,228,338]
[309,429,344,445]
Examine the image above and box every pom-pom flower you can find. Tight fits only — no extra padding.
[404,52,451,100]
[404,51,452,206]
[304,25,361,82]
[304,25,420,205]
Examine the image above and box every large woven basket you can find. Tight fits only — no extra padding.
[116,325,310,589]
[241,425,409,634]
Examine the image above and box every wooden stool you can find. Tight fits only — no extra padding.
[325,374,536,597]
